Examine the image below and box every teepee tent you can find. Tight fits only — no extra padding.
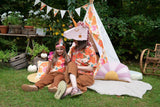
[64,1,132,82]
[83,2,120,75]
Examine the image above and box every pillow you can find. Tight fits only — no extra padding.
[130,70,143,80]
[36,61,49,79]
[94,62,131,82]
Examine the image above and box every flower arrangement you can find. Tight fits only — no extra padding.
[7,11,24,25]
[1,11,24,25]
[24,10,50,28]
[35,11,50,28]
[1,12,9,25]
[24,10,36,26]
[24,17,35,26]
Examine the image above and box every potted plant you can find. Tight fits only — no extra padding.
[23,17,36,35]
[7,11,24,34]
[0,12,9,33]
[26,40,49,61]
[22,10,37,35]
[0,44,18,63]
[24,10,36,29]
[24,18,35,29]
[34,10,50,36]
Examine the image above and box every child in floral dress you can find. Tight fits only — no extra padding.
[54,22,97,99]
[21,38,70,92]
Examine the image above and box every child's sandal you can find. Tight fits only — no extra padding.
[54,81,67,100]
[71,87,83,97]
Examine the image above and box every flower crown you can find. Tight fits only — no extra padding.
[56,38,65,49]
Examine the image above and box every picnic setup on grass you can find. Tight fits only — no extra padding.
[2,0,158,99]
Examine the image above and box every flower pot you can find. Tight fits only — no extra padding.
[24,26,34,29]
[22,26,36,35]
[0,25,9,34]
[8,25,22,34]
[36,28,47,36]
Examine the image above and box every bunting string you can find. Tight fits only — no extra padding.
[34,0,89,18]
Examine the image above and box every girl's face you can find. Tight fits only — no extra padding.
[56,46,64,56]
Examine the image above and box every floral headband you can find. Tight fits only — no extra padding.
[56,38,65,49]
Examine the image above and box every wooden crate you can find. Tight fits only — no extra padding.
[22,28,36,35]
[10,53,28,69]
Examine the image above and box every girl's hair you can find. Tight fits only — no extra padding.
[75,40,88,50]
[52,41,69,66]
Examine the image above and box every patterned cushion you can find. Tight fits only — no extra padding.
[94,62,131,82]
[36,61,49,79]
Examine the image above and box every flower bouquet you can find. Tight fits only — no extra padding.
[7,11,24,34]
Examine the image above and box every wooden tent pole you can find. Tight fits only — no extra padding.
[71,16,77,27]
[68,10,77,27]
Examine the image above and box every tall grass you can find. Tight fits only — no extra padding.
[0,63,160,107]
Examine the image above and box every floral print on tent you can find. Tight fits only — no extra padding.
[84,4,108,76]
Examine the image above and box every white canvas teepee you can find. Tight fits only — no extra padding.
[83,3,151,98]
[83,3,120,75]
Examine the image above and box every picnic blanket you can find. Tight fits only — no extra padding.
[88,80,152,98]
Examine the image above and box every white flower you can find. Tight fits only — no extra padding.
[45,14,50,19]
[41,15,45,18]
[29,10,34,14]
[15,11,21,14]
[1,13,7,22]
[34,10,40,15]
[1,13,7,19]
[8,11,12,14]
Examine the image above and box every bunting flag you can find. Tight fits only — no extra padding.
[75,7,81,16]
[82,4,89,11]
[60,10,66,19]
[47,6,52,14]
[54,9,59,17]
[40,2,46,10]
[34,0,89,19]
[34,0,40,6]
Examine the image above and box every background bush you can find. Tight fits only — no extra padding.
[0,0,160,62]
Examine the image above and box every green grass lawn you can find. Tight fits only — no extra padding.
[0,62,160,107]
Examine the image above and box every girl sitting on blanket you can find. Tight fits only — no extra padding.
[54,21,97,99]
[21,38,70,92]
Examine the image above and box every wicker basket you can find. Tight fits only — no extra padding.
[8,25,22,34]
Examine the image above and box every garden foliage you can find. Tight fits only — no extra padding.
[0,0,160,62]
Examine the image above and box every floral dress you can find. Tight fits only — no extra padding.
[69,45,97,75]
[65,45,97,92]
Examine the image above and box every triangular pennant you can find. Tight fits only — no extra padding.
[34,0,40,6]
[82,3,89,11]
[60,10,66,19]
[40,2,46,10]
[47,6,52,14]
[75,7,81,16]
[54,9,59,17]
